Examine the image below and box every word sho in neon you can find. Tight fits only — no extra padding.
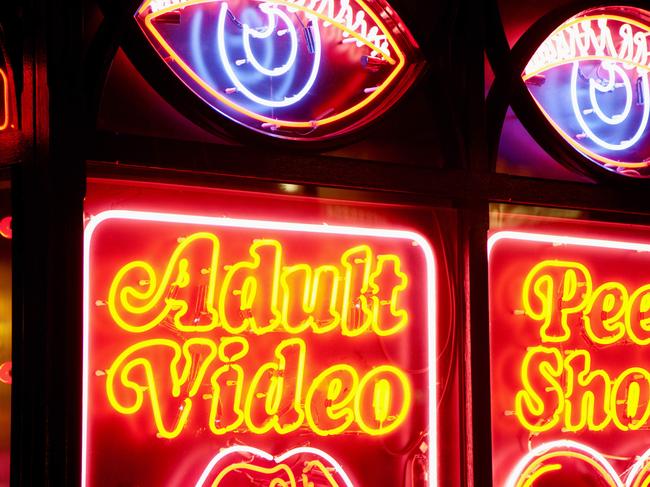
[135,0,423,140]
[517,259,650,433]
[523,7,650,177]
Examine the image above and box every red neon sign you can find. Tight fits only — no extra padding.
[134,0,423,141]
[83,209,436,486]
[489,231,650,486]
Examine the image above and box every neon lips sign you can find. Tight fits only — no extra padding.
[134,0,423,141]
[83,210,436,486]
[489,231,650,486]
[523,7,650,178]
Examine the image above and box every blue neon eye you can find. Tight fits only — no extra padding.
[524,6,650,178]
[135,0,424,142]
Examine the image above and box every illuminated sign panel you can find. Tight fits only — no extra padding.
[524,7,650,178]
[489,231,650,486]
[134,0,423,141]
[83,209,436,486]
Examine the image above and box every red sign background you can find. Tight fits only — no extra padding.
[489,230,650,486]
[83,182,437,486]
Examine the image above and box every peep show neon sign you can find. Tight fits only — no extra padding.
[523,7,650,178]
[134,0,423,141]
[489,231,650,486]
[83,210,435,486]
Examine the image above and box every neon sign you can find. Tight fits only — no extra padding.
[134,0,423,141]
[83,209,436,486]
[489,230,650,486]
[523,7,650,178]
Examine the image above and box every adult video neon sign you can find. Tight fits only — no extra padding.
[489,231,650,486]
[523,7,650,178]
[134,0,423,141]
[83,210,436,486]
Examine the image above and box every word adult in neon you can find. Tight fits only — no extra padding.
[108,233,409,337]
[515,260,650,433]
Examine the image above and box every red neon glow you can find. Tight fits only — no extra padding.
[489,231,650,486]
[0,69,8,131]
[0,217,11,240]
[83,208,436,486]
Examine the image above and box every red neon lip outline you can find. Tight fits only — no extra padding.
[505,440,650,487]
[134,0,422,140]
[194,445,354,486]
[82,209,438,486]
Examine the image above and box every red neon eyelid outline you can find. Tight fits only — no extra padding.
[193,445,355,487]
[137,0,407,129]
[82,209,438,487]
[0,69,8,131]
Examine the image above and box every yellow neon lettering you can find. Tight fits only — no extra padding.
[515,346,564,432]
[368,255,408,336]
[305,364,358,436]
[610,367,650,431]
[104,336,412,438]
[108,232,220,333]
[515,345,650,433]
[219,239,283,335]
[209,337,249,434]
[108,234,408,337]
[280,264,341,334]
[626,285,650,345]
[106,338,218,438]
[243,338,306,435]
[583,282,628,345]
[562,350,611,432]
[354,365,411,435]
[522,260,592,342]
[341,246,373,336]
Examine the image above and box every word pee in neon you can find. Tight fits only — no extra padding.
[134,0,423,141]
[83,209,435,486]
[522,7,650,177]
[488,231,650,486]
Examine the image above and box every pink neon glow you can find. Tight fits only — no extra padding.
[193,445,355,487]
[82,209,438,487]
[488,230,650,256]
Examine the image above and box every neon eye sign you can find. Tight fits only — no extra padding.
[134,0,423,141]
[83,209,436,486]
[489,231,650,486]
[523,7,650,178]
